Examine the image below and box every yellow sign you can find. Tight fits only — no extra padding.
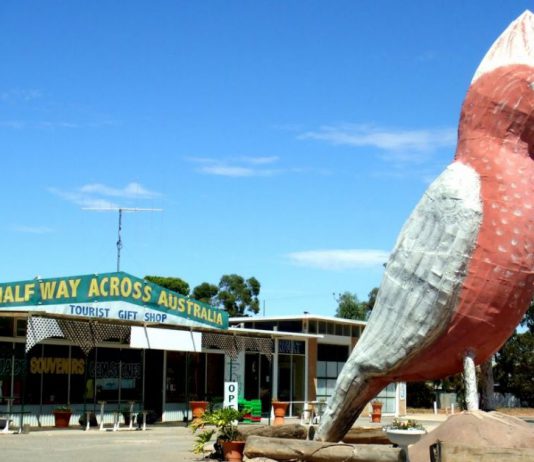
[30,357,85,375]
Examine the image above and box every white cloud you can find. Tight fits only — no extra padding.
[240,156,279,165]
[187,156,281,177]
[287,249,390,270]
[79,182,160,199]
[11,225,53,234]
[48,188,119,209]
[0,120,25,129]
[300,124,456,154]
[37,120,118,129]
[199,165,257,177]
[49,182,161,208]
[187,155,328,177]
[0,120,118,130]
[0,89,42,102]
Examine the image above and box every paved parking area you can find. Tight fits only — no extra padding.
[4,412,527,462]
[0,415,446,462]
[0,425,200,462]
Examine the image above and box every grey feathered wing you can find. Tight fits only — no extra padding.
[315,161,483,442]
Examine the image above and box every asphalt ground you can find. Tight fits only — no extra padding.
[0,414,447,462]
[0,413,530,462]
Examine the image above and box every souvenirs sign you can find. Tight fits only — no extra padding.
[0,272,228,329]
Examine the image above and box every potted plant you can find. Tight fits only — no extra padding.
[189,398,209,425]
[271,398,288,426]
[384,419,426,462]
[191,407,247,461]
[53,405,72,428]
[370,399,383,423]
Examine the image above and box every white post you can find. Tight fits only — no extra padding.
[161,351,167,422]
[464,351,479,411]
[433,401,437,415]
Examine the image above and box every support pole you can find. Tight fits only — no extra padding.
[82,206,162,273]
[116,208,123,272]
[463,351,479,411]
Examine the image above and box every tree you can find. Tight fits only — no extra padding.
[144,275,190,296]
[364,287,379,312]
[216,274,260,316]
[335,292,368,321]
[520,299,534,334]
[406,381,434,408]
[479,357,495,411]
[192,282,219,305]
[492,298,534,407]
[494,330,534,406]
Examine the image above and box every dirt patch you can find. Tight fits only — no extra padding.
[409,410,534,462]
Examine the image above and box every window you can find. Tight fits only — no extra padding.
[317,344,349,361]
[375,383,397,414]
[277,339,306,417]
[253,322,275,331]
[316,344,349,402]
[277,320,302,333]
[15,319,26,337]
[0,319,13,337]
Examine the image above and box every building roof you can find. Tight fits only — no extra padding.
[228,326,323,339]
[230,313,366,327]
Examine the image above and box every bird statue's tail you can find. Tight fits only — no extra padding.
[315,364,386,441]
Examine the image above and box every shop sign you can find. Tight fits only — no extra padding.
[0,357,26,377]
[0,272,228,329]
[29,357,85,375]
[278,340,305,355]
[224,381,238,409]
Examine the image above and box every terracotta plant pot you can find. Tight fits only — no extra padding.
[272,401,288,426]
[222,440,245,462]
[53,410,72,428]
[189,400,208,424]
[371,402,382,423]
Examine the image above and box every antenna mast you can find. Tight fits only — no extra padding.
[83,207,163,272]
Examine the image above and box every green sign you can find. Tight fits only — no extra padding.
[0,272,228,329]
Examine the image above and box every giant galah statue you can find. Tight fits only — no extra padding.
[316,11,534,442]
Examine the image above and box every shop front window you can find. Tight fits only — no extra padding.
[316,344,349,403]
[166,351,187,403]
[166,352,215,403]
[40,344,69,405]
[376,383,397,414]
[0,342,26,404]
[244,352,272,414]
[0,319,13,337]
[86,347,143,405]
[205,353,224,403]
[277,340,306,417]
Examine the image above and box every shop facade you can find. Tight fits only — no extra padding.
[0,273,405,428]
[230,315,407,417]
[0,318,319,426]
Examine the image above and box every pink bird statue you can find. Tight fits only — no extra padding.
[316,11,534,442]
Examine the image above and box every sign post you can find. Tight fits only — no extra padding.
[224,381,238,410]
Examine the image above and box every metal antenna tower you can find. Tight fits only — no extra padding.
[83,207,163,272]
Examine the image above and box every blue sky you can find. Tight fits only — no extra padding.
[1,1,531,317]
